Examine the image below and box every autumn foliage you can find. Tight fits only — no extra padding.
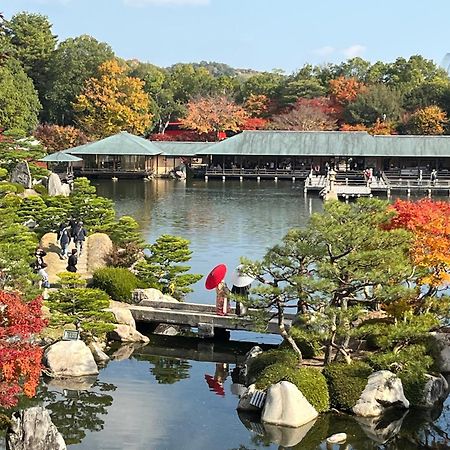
[34,123,88,152]
[390,199,450,287]
[0,291,47,408]
[180,95,247,139]
[407,105,448,135]
[73,59,153,138]
[329,76,366,106]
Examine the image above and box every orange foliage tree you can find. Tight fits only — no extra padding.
[340,123,369,132]
[329,76,366,106]
[0,291,47,408]
[390,199,450,289]
[73,59,153,139]
[407,105,448,135]
[243,94,270,118]
[34,124,88,153]
[180,95,248,140]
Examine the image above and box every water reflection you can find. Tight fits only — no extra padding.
[42,379,115,445]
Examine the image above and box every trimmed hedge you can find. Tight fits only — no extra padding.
[92,267,139,302]
[246,349,299,382]
[323,361,372,411]
[280,327,322,359]
[255,364,330,413]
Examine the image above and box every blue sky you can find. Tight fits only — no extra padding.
[3,0,450,73]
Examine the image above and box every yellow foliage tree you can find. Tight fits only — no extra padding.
[73,60,153,138]
[407,105,448,135]
[180,95,248,140]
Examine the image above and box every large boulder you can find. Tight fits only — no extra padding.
[86,233,113,272]
[47,173,70,197]
[430,332,450,373]
[107,301,136,329]
[261,381,319,427]
[107,324,150,343]
[153,323,179,336]
[418,374,449,408]
[6,407,66,450]
[352,370,409,417]
[10,161,32,188]
[43,340,99,378]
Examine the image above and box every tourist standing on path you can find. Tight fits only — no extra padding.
[430,169,437,186]
[33,247,49,288]
[73,221,87,254]
[59,225,71,259]
[67,248,78,272]
[69,217,78,243]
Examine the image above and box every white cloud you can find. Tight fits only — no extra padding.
[123,0,210,6]
[313,46,335,57]
[342,44,366,58]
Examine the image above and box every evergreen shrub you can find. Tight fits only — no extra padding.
[255,364,330,413]
[92,267,139,302]
[246,349,298,382]
[323,361,372,411]
[280,326,322,358]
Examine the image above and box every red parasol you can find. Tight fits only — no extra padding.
[205,264,227,290]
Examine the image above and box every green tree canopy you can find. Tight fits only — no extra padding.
[0,58,41,134]
[344,84,403,126]
[44,35,114,124]
[6,12,57,101]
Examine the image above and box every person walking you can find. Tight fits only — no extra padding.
[67,248,78,272]
[73,221,87,254]
[33,247,50,288]
[59,225,71,259]
[215,280,230,316]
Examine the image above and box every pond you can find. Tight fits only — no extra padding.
[6,179,449,450]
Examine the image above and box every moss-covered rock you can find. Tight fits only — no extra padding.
[323,361,372,411]
[255,364,330,413]
[280,327,322,359]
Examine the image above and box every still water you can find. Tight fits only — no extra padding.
[34,180,450,449]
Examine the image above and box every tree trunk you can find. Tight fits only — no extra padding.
[277,299,303,365]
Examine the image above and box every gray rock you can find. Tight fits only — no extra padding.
[430,332,450,373]
[107,324,150,343]
[107,305,136,329]
[326,433,347,444]
[153,323,179,336]
[23,218,38,229]
[89,342,110,364]
[237,384,264,413]
[352,370,409,417]
[418,374,449,408]
[10,161,32,188]
[6,407,66,450]
[261,381,319,427]
[44,340,99,378]
[263,420,316,447]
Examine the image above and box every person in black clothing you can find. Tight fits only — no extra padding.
[67,248,78,272]
[33,247,50,288]
[69,217,78,243]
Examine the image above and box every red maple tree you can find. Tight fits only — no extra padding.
[0,292,47,408]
